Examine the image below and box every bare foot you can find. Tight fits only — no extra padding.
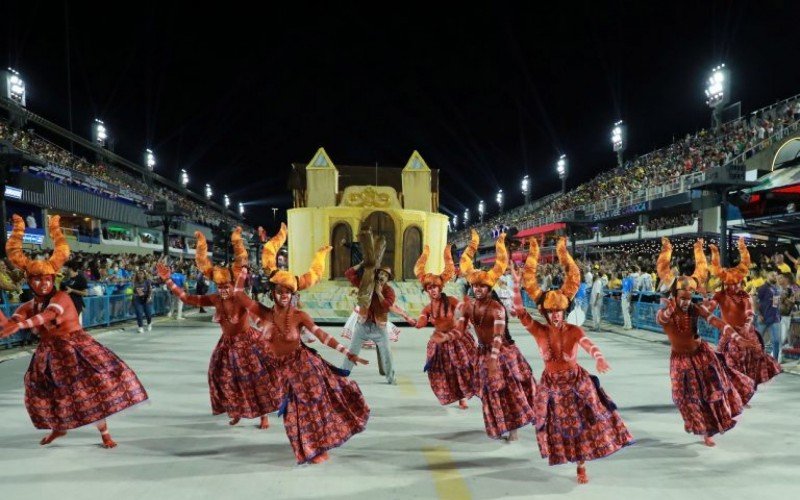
[458,399,468,410]
[258,416,270,429]
[40,430,67,445]
[228,417,241,426]
[100,434,118,449]
[703,435,716,447]
[577,465,589,484]
[310,452,329,464]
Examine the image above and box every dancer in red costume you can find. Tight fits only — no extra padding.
[409,244,476,409]
[655,238,754,447]
[514,237,633,484]
[157,227,280,429]
[457,230,536,442]
[234,224,370,464]
[0,215,147,447]
[704,238,781,387]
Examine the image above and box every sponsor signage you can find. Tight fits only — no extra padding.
[4,186,22,199]
[591,201,648,221]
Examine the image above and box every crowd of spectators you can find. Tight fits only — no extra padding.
[0,120,242,230]
[452,95,800,246]
[644,213,696,231]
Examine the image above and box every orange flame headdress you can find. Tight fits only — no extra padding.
[6,214,70,276]
[458,230,507,287]
[709,237,750,285]
[414,244,455,288]
[656,237,708,293]
[521,236,580,311]
[261,223,331,293]
[194,227,248,285]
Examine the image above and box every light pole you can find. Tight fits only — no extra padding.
[205,183,213,200]
[271,207,278,221]
[611,121,625,168]
[180,169,189,189]
[557,155,567,194]
[463,208,470,228]
[145,148,156,186]
[223,194,230,209]
[238,202,245,216]
[478,200,485,223]
[3,68,27,128]
[705,64,729,133]
[452,215,459,232]
[521,175,530,206]
[496,189,504,214]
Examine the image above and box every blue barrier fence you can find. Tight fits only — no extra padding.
[0,289,187,349]
[521,289,722,344]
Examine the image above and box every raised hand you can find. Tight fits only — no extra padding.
[0,322,20,339]
[234,266,249,292]
[347,352,369,365]
[155,261,170,281]
[596,358,611,373]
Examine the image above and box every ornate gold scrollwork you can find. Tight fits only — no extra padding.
[344,187,391,207]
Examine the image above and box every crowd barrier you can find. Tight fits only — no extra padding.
[0,288,201,349]
[521,289,722,343]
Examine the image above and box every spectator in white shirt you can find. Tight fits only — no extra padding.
[590,274,604,332]
[26,214,37,228]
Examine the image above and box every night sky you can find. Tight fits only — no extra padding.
[4,1,800,229]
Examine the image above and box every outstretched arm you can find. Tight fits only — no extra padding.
[233,267,264,316]
[157,262,214,307]
[577,331,610,373]
[298,312,369,366]
[411,304,430,329]
[702,309,759,349]
[389,302,415,324]
[0,301,59,338]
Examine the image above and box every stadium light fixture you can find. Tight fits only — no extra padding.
[5,68,26,106]
[145,149,156,171]
[93,119,108,147]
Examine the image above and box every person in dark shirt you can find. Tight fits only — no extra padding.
[132,270,153,333]
[60,261,88,325]
[195,272,209,313]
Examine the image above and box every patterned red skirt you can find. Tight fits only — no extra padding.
[720,327,781,386]
[670,342,748,436]
[424,331,477,405]
[24,331,148,430]
[272,345,370,464]
[534,366,633,465]
[208,327,283,419]
[475,342,537,439]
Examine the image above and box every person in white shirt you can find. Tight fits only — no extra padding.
[639,271,654,292]
[25,214,36,229]
[584,266,594,287]
[590,275,604,331]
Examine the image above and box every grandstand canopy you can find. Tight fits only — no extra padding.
[746,165,800,193]
[732,212,800,242]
